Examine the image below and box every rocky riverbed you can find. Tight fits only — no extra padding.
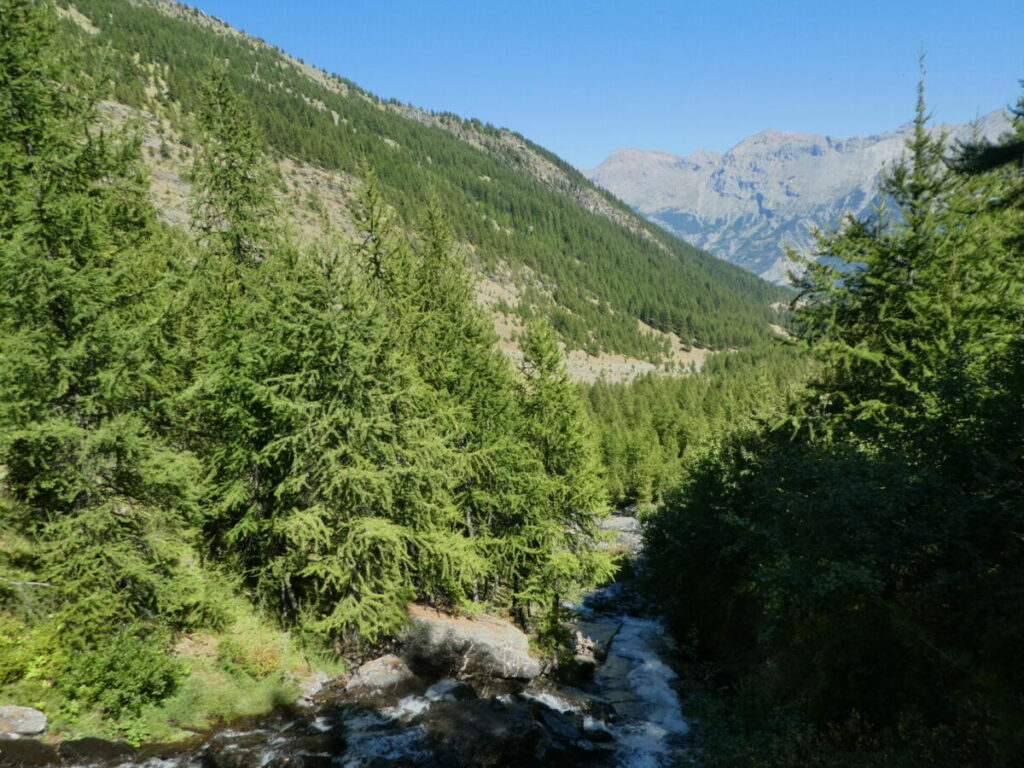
[0,512,694,768]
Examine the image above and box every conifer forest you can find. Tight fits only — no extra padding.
[1,1,1023,766]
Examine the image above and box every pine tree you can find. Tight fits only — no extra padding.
[642,78,1024,762]
[792,68,964,439]
[351,173,415,310]
[407,201,548,611]
[514,319,612,628]
[250,247,481,643]
[189,69,279,271]
[0,0,197,636]
[185,84,480,643]
[180,70,288,569]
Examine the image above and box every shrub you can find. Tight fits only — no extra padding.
[62,628,183,717]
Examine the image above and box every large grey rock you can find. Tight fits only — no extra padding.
[575,620,622,661]
[532,705,583,743]
[558,621,622,684]
[588,110,1012,283]
[298,670,328,699]
[402,605,541,683]
[344,654,420,695]
[0,706,47,737]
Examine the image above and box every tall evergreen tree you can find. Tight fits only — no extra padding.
[792,70,964,439]
[181,71,288,567]
[406,201,549,613]
[0,0,196,635]
[184,81,480,643]
[251,247,481,643]
[646,78,1024,766]
[189,69,279,270]
[514,319,612,627]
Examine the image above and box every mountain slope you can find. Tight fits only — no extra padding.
[59,0,788,365]
[587,110,1012,283]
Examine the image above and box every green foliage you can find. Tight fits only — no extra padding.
[0,0,195,519]
[584,345,813,506]
[182,96,479,640]
[1,0,796,741]
[180,76,612,648]
[216,635,282,680]
[0,615,53,687]
[0,0,197,714]
[61,629,183,718]
[645,78,1024,766]
[511,320,614,626]
[189,69,281,267]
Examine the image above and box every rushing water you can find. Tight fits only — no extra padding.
[567,580,692,768]
[35,515,692,768]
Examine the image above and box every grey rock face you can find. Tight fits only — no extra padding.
[344,654,421,695]
[0,706,47,737]
[298,670,329,699]
[588,110,1012,283]
[402,604,541,683]
[575,620,622,663]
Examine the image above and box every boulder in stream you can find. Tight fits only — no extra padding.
[402,605,540,686]
[345,654,424,697]
[417,698,543,767]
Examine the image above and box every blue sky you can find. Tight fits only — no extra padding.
[188,0,1024,168]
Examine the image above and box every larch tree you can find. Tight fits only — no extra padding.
[515,319,612,630]
[185,87,481,643]
[0,0,197,639]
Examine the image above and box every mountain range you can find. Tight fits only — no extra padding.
[587,110,1012,283]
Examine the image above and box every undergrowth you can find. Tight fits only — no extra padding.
[0,498,344,744]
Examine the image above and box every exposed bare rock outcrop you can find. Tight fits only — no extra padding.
[588,110,1012,282]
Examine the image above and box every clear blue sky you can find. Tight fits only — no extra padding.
[187,0,1024,169]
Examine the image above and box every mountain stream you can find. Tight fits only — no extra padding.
[5,513,694,768]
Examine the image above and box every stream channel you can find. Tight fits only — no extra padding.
[4,513,695,768]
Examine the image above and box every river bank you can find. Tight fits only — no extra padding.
[1,512,696,768]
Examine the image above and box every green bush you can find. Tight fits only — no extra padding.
[62,629,183,717]
[0,614,32,685]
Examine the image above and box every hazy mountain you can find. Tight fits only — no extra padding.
[587,110,1013,283]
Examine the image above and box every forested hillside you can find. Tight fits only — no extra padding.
[52,0,787,362]
[0,0,617,740]
[584,345,813,508]
[644,82,1024,766]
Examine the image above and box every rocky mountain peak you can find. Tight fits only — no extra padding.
[587,109,1013,283]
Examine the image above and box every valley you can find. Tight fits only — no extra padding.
[2,1,1023,766]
